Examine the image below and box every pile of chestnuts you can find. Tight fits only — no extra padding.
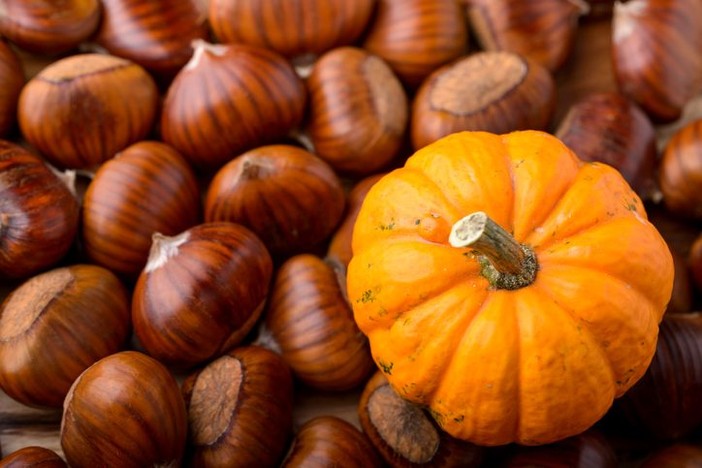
[2,0,702,466]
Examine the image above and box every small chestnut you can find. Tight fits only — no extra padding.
[60,350,188,467]
[641,444,702,467]
[689,233,702,294]
[0,39,24,138]
[0,446,67,467]
[0,264,131,408]
[658,118,702,220]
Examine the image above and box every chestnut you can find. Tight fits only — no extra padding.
[0,446,67,467]
[81,140,201,278]
[181,345,294,467]
[358,371,485,467]
[641,444,702,467]
[689,233,702,294]
[258,254,375,391]
[0,140,79,279]
[504,430,618,467]
[658,118,702,220]
[305,47,409,175]
[132,222,273,368]
[204,144,346,257]
[60,350,188,467]
[363,0,469,89]
[0,264,131,408]
[209,0,375,63]
[17,53,159,170]
[282,416,383,468]
[160,40,307,172]
[411,51,556,151]
[0,39,24,138]
[95,0,208,81]
[0,0,101,55]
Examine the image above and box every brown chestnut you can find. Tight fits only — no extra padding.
[0,140,79,279]
[0,0,101,55]
[504,430,618,467]
[209,0,375,63]
[0,39,24,138]
[363,0,469,89]
[95,0,208,81]
[60,350,188,467]
[0,446,67,467]
[689,233,702,294]
[282,416,383,468]
[305,47,409,175]
[658,118,702,220]
[181,345,294,467]
[358,371,485,467]
[81,140,201,278]
[204,144,346,257]
[160,40,307,171]
[259,254,375,391]
[641,444,702,467]
[18,53,159,170]
[132,222,273,368]
[411,51,556,150]
[0,264,130,408]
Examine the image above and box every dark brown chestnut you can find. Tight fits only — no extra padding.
[258,254,375,391]
[358,371,485,467]
[658,118,702,220]
[411,51,556,151]
[0,140,79,279]
[504,430,618,467]
[0,446,67,467]
[17,53,159,170]
[95,0,208,81]
[363,0,469,89]
[0,39,24,138]
[60,350,188,467]
[132,222,273,369]
[181,345,294,467]
[81,140,201,278]
[0,264,130,408]
[641,444,702,467]
[689,233,702,294]
[282,416,383,468]
[204,144,346,257]
[0,0,101,55]
[305,47,409,175]
[160,40,307,172]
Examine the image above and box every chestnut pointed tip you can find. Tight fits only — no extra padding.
[145,231,190,273]
[185,39,227,71]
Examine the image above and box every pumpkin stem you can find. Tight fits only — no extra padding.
[449,211,538,290]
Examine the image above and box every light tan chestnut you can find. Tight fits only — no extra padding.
[305,47,409,175]
[0,265,130,408]
[181,345,294,467]
[411,51,556,150]
[160,40,307,172]
[82,140,201,278]
[209,0,375,63]
[466,0,589,72]
[60,351,188,467]
[0,38,23,138]
[18,53,159,170]
[258,254,375,391]
[0,0,101,55]
[205,144,346,257]
[612,0,702,122]
[363,0,469,89]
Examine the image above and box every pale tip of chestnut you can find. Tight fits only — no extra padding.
[145,231,190,273]
[185,39,228,71]
[613,0,646,43]
[569,0,592,16]
[49,166,78,199]
[253,322,283,356]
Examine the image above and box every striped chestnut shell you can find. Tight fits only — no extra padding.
[132,222,273,369]
[0,264,131,408]
[160,40,307,172]
[0,38,24,137]
[17,53,159,170]
[81,140,201,278]
[658,118,702,220]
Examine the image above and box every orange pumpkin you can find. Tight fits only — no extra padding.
[347,130,674,446]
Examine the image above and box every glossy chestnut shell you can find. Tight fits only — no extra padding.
[132,222,273,368]
[0,39,24,138]
[81,140,201,278]
[658,118,702,220]
[60,350,188,467]
[181,345,294,467]
[0,141,79,279]
[0,264,130,408]
[504,430,618,467]
[0,446,67,467]
[204,144,346,257]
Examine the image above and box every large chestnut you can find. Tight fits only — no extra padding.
[81,140,201,278]
[161,40,307,171]
[0,140,79,279]
[181,345,294,467]
[259,253,375,391]
[0,264,130,408]
[204,144,346,257]
[60,350,188,467]
[0,39,24,138]
[18,53,159,170]
[658,118,702,220]
[132,222,273,368]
